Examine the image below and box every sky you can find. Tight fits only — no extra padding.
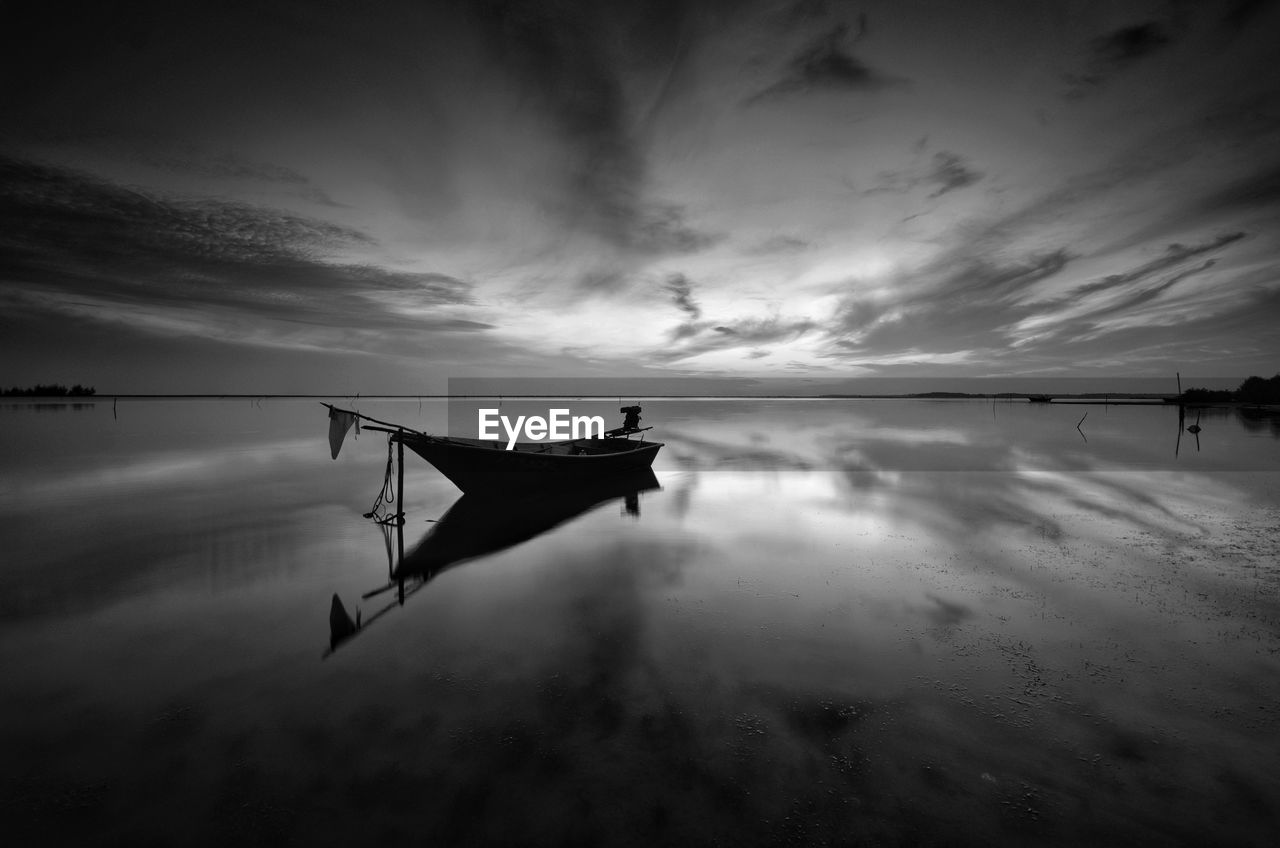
[2,0,1279,394]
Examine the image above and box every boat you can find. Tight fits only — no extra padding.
[323,403,663,493]
[1027,394,1053,403]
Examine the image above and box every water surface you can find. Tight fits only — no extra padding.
[2,398,1277,845]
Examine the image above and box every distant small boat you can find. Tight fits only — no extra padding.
[1028,394,1053,403]
[323,403,662,493]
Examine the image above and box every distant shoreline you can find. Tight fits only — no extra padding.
[7,394,1279,411]
[0,392,1216,401]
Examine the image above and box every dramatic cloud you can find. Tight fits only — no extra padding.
[136,150,344,207]
[926,153,983,198]
[748,18,899,102]
[1221,0,1275,31]
[2,0,1278,389]
[1065,21,1173,96]
[823,223,1266,375]
[0,155,480,344]
[657,316,817,363]
[1054,234,1245,302]
[665,273,702,320]
[827,249,1072,363]
[866,150,983,199]
[469,0,717,257]
[142,151,313,185]
[1195,163,1280,216]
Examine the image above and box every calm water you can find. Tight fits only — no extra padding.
[2,398,1278,846]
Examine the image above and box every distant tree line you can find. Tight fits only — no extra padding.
[1183,374,1280,404]
[2,384,97,397]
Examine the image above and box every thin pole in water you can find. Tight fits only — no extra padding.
[396,428,406,519]
[396,429,406,604]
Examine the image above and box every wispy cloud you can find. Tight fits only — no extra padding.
[822,217,1264,374]
[820,261,1054,372]
[141,150,312,185]
[866,150,983,199]
[136,149,345,207]
[1195,162,1280,216]
[926,152,983,198]
[1009,234,1252,348]
[665,272,702,320]
[656,315,817,363]
[1065,21,1173,97]
[742,234,812,255]
[748,19,901,103]
[0,155,481,346]
[470,1,717,257]
[1220,0,1276,32]
[4,1,1279,386]
[1051,233,1245,302]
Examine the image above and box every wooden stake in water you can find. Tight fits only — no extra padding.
[396,429,405,602]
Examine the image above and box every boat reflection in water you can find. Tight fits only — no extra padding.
[327,467,661,653]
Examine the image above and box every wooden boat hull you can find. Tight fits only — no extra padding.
[397,433,663,493]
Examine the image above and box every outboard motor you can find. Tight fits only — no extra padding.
[619,405,642,432]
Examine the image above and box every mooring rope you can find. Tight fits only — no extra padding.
[363,433,398,524]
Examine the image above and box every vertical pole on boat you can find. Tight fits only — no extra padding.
[396,428,405,604]
[396,428,405,526]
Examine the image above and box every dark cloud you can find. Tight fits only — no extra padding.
[1054,259,1221,329]
[1221,0,1277,31]
[1013,235,1251,352]
[632,204,723,255]
[669,320,710,342]
[470,0,717,256]
[1095,22,1172,64]
[776,0,853,28]
[1065,21,1172,96]
[825,227,1255,369]
[657,316,817,362]
[866,151,983,199]
[823,224,1263,373]
[826,249,1072,362]
[1062,233,1245,301]
[0,155,478,334]
[825,129,1260,369]
[836,249,1071,336]
[748,21,899,103]
[664,273,702,319]
[143,151,310,184]
[137,150,345,208]
[985,276,1280,375]
[576,269,629,294]
[926,152,983,197]
[713,318,817,342]
[1195,164,1280,215]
